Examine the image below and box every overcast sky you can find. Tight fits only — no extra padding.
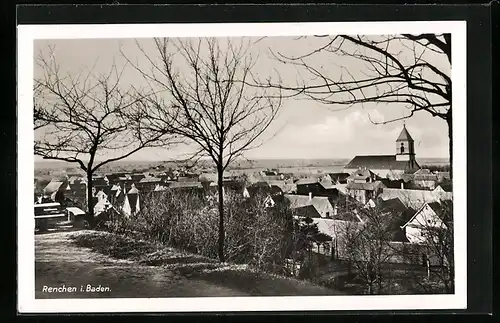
[34,36,450,161]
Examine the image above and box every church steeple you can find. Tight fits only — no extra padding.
[396,124,416,167]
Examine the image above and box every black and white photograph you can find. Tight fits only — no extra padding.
[18,21,467,312]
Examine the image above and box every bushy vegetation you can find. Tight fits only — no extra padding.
[106,189,296,274]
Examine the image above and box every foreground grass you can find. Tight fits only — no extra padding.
[68,230,343,296]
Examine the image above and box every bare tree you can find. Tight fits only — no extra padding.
[338,204,403,295]
[34,46,176,225]
[409,200,454,293]
[122,38,282,262]
[267,34,452,177]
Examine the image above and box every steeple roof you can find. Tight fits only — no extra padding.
[396,125,414,142]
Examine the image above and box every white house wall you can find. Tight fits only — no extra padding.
[405,204,446,244]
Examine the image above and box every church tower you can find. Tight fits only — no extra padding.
[395,124,416,168]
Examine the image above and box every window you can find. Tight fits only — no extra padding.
[400,142,405,154]
[326,212,330,218]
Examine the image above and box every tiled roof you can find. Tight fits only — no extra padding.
[346,181,385,191]
[396,125,414,142]
[284,194,333,214]
[344,155,415,171]
[379,188,452,209]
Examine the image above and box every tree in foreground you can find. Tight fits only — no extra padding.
[123,37,282,262]
[409,200,454,293]
[339,204,400,295]
[34,46,177,225]
[267,34,452,177]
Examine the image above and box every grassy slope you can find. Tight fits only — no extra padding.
[67,230,343,297]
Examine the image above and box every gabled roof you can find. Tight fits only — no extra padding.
[43,181,65,195]
[319,179,335,189]
[428,200,453,222]
[295,205,321,218]
[345,155,416,171]
[379,188,452,210]
[377,197,408,214]
[328,173,350,184]
[296,178,320,185]
[396,125,414,142]
[266,180,297,193]
[128,186,139,195]
[346,181,385,191]
[347,168,376,180]
[401,197,452,226]
[284,194,333,214]
[130,174,146,181]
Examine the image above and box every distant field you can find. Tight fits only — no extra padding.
[34,157,450,178]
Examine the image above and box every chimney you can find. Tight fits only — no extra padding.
[309,192,312,201]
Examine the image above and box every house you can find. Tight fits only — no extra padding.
[94,190,111,215]
[122,186,140,216]
[108,184,121,205]
[311,213,365,259]
[105,173,128,185]
[259,169,279,177]
[42,180,70,203]
[91,176,109,192]
[346,180,386,205]
[412,169,440,189]
[135,177,164,192]
[266,180,297,194]
[295,178,340,199]
[130,173,146,183]
[378,186,453,210]
[401,200,453,244]
[346,168,380,184]
[326,172,350,184]
[369,197,416,242]
[285,193,335,219]
[344,125,421,177]
[167,181,205,196]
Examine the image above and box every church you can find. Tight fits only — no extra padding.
[344,124,421,178]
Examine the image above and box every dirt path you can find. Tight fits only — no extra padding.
[36,232,250,298]
[36,231,342,298]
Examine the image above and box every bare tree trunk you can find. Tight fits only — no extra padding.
[217,165,225,262]
[86,171,95,228]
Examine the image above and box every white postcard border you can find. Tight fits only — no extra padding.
[18,21,467,313]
